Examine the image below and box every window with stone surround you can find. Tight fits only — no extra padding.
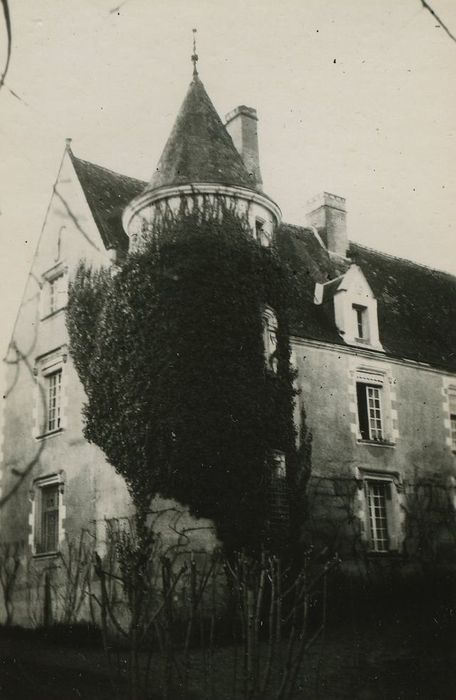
[46,370,62,432]
[30,474,65,556]
[41,263,68,319]
[359,471,401,553]
[34,347,68,439]
[357,382,383,441]
[354,368,396,445]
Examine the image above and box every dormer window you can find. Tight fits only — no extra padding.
[353,304,369,342]
[314,265,383,351]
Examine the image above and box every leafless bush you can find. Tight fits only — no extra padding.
[0,541,23,625]
[84,513,336,700]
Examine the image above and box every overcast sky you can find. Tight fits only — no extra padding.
[1,0,456,382]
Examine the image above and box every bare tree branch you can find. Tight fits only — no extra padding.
[420,0,456,44]
[0,0,11,90]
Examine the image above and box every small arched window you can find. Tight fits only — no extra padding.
[263,306,278,372]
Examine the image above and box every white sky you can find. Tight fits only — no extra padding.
[1,0,456,380]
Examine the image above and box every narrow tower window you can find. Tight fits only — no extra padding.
[255,218,271,246]
[263,307,278,372]
[449,388,456,451]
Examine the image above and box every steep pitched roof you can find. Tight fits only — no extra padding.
[68,153,456,373]
[277,225,456,373]
[69,150,146,251]
[145,77,257,193]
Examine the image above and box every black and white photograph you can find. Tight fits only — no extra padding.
[0,1,455,698]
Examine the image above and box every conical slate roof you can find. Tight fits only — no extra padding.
[146,76,257,192]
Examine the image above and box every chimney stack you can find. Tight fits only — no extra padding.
[225,106,263,189]
[306,192,347,258]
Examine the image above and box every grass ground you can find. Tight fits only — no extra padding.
[0,603,454,699]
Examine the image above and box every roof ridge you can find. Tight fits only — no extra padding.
[350,241,456,279]
[282,220,456,280]
[70,151,146,187]
[281,222,314,232]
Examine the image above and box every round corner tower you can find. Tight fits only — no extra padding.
[122,70,281,248]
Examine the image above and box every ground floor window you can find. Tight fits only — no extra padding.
[360,472,401,553]
[268,451,289,529]
[31,475,64,555]
[366,480,390,552]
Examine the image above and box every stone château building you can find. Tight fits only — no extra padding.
[1,61,456,622]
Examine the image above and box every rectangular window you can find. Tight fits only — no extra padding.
[263,307,278,373]
[269,451,289,528]
[449,389,456,451]
[33,480,61,555]
[49,273,65,314]
[255,218,271,247]
[271,450,286,479]
[47,370,62,432]
[353,304,369,341]
[357,382,383,441]
[40,484,59,553]
[366,480,391,552]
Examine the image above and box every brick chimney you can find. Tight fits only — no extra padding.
[306,192,347,257]
[225,106,263,189]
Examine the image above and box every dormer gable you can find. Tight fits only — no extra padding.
[315,264,383,351]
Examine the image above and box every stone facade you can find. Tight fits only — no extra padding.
[1,71,455,624]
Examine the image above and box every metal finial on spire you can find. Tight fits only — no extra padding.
[191,28,199,77]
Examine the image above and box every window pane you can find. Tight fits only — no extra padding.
[39,484,59,553]
[47,370,62,432]
[353,305,369,340]
[366,386,383,440]
[367,481,389,552]
[49,274,64,314]
[449,391,456,414]
[356,383,370,440]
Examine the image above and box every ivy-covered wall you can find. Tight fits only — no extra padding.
[67,199,300,554]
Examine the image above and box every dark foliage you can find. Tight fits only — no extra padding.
[67,199,299,553]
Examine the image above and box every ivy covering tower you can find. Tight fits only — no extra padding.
[67,61,300,553]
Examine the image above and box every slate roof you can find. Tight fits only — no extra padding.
[70,150,145,251]
[70,152,456,374]
[277,224,456,373]
[145,76,257,193]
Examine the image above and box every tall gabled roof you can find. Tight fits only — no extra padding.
[69,150,145,251]
[145,76,257,193]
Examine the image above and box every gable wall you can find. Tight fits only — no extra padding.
[0,152,131,552]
